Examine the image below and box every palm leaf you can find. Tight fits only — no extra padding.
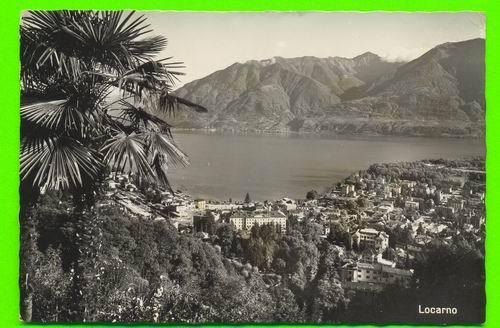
[143,131,189,191]
[20,120,59,154]
[21,100,98,136]
[101,132,154,179]
[114,99,173,131]
[20,136,102,190]
[142,131,189,168]
[158,92,208,114]
[151,153,172,192]
[22,10,168,81]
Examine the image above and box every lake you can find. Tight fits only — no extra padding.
[167,132,485,202]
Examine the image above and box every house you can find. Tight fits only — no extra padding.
[322,225,331,238]
[401,180,416,191]
[340,261,413,288]
[341,184,355,196]
[405,200,420,210]
[194,199,207,210]
[390,184,402,195]
[378,201,394,214]
[352,228,389,253]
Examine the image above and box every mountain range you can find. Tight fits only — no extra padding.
[171,38,485,137]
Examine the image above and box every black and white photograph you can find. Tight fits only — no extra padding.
[19,10,485,324]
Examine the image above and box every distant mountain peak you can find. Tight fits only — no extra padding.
[353,51,382,64]
[355,51,380,58]
[259,57,280,65]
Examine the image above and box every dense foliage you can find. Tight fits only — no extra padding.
[29,193,347,323]
[29,186,484,323]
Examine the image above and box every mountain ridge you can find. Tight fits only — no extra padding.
[171,38,484,137]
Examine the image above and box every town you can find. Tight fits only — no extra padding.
[102,158,486,296]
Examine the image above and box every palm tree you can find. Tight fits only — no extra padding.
[20,10,206,321]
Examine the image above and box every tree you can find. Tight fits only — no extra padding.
[19,10,206,321]
[244,192,252,204]
[270,285,303,322]
[327,223,349,247]
[416,222,425,235]
[382,247,397,261]
[306,244,345,322]
[356,197,368,208]
[310,276,345,322]
[306,190,318,200]
[215,223,237,256]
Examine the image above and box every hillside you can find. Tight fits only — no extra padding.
[172,38,485,137]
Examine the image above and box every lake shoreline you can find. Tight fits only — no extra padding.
[170,127,484,140]
[167,132,485,202]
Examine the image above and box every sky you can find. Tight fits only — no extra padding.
[141,11,485,86]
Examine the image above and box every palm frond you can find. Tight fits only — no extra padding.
[114,59,184,96]
[114,99,173,131]
[21,17,87,81]
[20,136,102,190]
[20,120,59,154]
[142,131,189,168]
[151,153,172,192]
[143,131,189,190]
[21,100,98,136]
[101,132,154,179]
[158,91,208,114]
[21,10,168,80]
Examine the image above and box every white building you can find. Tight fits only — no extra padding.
[194,199,206,210]
[229,211,287,233]
[405,200,420,210]
[352,228,389,252]
[340,261,413,288]
[206,203,243,211]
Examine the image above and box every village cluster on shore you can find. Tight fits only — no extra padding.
[103,158,485,295]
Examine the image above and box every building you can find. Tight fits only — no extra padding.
[469,214,485,228]
[378,201,394,214]
[391,185,402,195]
[206,203,243,211]
[341,184,355,195]
[194,199,207,211]
[415,183,431,195]
[435,190,443,204]
[340,261,413,288]
[229,211,287,233]
[405,200,420,210]
[193,211,216,234]
[401,180,416,191]
[352,228,389,252]
[229,215,245,231]
[447,197,465,212]
[376,188,392,199]
[279,198,297,211]
[435,205,455,218]
[166,202,196,223]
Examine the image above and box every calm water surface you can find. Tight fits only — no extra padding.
[168,132,485,202]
